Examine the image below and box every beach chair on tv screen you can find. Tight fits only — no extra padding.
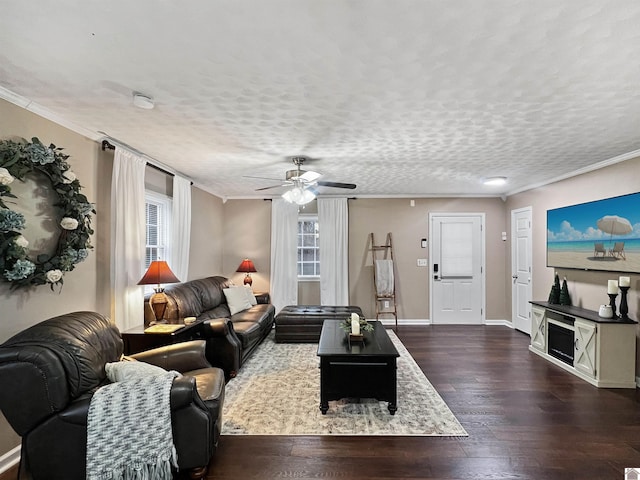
[594,243,606,257]
[609,242,626,260]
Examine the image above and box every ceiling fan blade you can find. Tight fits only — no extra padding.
[243,175,284,181]
[300,170,322,182]
[255,184,286,191]
[316,181,357,190]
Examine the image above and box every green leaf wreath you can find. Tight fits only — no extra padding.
[0,137,95,290]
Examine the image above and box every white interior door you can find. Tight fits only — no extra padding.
[511,207,532,334]
[430,214,484,324]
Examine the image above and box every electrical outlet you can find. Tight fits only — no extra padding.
[417,258,428,267]
[384,300,390,308]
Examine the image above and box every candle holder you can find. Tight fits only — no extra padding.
[619,286,630,320]
[608,293,618,318]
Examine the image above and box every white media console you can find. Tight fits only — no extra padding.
[530,301,637,389]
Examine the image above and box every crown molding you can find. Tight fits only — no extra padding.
[506,148,640,196]
[0,86,101,141]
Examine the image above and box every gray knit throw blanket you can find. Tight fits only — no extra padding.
[86,372,179,480]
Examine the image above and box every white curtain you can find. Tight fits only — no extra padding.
[111,148,146,332]
[170,175,191,282]
[270,199,299,313]
[318,197,349,305]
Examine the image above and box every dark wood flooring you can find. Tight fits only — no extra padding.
[3,325,640,480]
[203,325,640,480]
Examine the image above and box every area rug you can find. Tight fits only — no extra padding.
[221,330,467,436]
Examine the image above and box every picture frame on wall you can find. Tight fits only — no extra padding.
[547,192,640,273]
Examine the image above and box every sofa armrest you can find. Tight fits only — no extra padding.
[130,340,212,372]
[201,318,241,380]
[255,292,270,304]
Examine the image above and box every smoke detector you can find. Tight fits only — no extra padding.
[132,93,154,110]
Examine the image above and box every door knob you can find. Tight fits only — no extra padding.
[512,274,518,279]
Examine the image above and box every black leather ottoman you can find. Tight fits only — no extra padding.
[275,305,364,343]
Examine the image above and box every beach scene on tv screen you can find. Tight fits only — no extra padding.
[547,192,640,273]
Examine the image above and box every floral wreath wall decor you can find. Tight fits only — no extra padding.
[0,137,95,290]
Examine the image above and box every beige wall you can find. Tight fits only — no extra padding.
[349,197,508,320]
[188,187,225,280]
[221,199,272,292]
[506,155,640,371]
[0,98,225,458]
[506,156,640,317]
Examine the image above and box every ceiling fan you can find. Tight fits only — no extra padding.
[250,156,356,205]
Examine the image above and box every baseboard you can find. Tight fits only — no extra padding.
[377,319,514,327]
[378,318,430,326]
[636,376,640,388]
[0,445,20,474]
[485,319,513,327]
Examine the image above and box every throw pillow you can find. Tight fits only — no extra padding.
[105,361,168,383]
[223,286,253,315]
[244,285,258,306]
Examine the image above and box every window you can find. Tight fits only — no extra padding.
[297,216,320,278]
[144,190,172,270]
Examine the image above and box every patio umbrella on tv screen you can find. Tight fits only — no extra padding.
[596,215,632,244]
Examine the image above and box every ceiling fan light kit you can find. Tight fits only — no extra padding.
[282,186,316,205]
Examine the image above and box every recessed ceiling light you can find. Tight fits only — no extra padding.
[132,93,154,110]
[483,176,507,186]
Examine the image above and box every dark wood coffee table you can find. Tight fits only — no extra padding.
[317,320,399,414]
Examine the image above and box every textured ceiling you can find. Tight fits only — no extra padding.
[1,1,640,199]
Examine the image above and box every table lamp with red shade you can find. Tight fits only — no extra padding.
[236,258,257,286]
[138,260,180,324]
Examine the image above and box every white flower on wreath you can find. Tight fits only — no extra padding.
[14,235,29,248]
[60,217,79,230]
[62,170,77,184]
[45,269,63,283]
[0,167,14,186]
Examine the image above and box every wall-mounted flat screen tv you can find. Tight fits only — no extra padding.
[547,192,640,273]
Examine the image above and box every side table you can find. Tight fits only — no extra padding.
[121,319,204,355]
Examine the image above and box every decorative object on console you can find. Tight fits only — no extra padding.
[236,258,257,286]
[137,260,180,324]
[548,273,561,304]
[598,304,613,318]
[619,276,631,320]
[607,279,619,318]
[559,277,572,306]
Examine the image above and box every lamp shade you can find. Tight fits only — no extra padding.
[138,260,181,286]
[236,259,257,273]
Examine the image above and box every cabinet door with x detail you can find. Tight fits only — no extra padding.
[574,319,597,378]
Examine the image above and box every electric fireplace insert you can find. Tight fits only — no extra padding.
[547,320,575,366]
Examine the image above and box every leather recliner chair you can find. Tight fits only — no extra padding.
[0,311,225,480]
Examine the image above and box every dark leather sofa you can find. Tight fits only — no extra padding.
[146,275,276,378]
[0,311,225,480]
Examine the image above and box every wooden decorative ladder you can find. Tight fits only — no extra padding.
[370,232,398,330]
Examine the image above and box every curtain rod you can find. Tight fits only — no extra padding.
[101,139,190,181]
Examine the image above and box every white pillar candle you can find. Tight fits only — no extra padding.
[619,276,631,287]
[607,279,619,294]
[351,318,360,335]
[351,312,359,322]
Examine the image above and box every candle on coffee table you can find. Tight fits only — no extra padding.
[608,279,618,294]
[619,276,630,288]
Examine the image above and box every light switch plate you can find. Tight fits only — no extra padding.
[417,258,428,267]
